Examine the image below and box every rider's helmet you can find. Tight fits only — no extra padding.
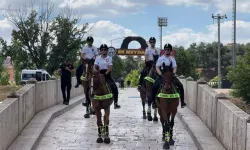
[164,43,172,51]
[100,44,108,50]
[86,36,94,42]
[149,37,156,42]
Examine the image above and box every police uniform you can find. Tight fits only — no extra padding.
[94,55,119,105]
[138,46,160,86]
[151,54,186,108]
[60,63,74,104]
[75,45,99,87]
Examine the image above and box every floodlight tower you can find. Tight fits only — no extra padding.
[158,17,168,49]
[212,14,227,89]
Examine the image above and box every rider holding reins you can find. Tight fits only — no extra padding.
[75,36,99,88]
[93,44,121,109]
[138,37,160,91]
[152,43,187,108]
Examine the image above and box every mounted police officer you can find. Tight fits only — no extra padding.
[75,36,99,88]
[138,37,160,91]
[94,44,121,109]
[151,43,187,108]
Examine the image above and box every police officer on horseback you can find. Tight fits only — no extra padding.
[138,37,160,91]
[75,36,99,88]
[93,44,121,109]
[152,43,187,108]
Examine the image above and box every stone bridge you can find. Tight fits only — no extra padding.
[0,77,249,150]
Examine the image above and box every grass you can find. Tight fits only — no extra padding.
[0,85,22,102]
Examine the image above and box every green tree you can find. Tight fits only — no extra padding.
[227,48,250,103]
[6,3,54,69]
[48,14,88,73]
[174,46,197,79]
[111,55,124,79]
[125,70,139,87]
[5,3,88,75]
[123,56,139,75]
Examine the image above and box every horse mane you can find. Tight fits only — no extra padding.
[92,69,109,95]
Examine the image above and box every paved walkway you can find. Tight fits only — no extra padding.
[35,88,198,150]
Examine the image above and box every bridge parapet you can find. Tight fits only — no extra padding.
[179,76,250,150]
[0,77,83,150]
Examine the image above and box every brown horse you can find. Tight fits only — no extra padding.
[81,60,95,118]
[156,63,179,149]
[91,66,113,144]
[139,65,158,122]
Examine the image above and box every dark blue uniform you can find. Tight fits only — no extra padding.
[60,63,74,104]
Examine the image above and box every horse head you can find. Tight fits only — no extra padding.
[161,63,174,92]
[92,65,101,89]
[149,64,158,79]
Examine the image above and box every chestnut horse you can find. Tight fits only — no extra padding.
[91,67,113,144]
[156,63,179,149]
[81,60,95,118]
[139,65,158,122]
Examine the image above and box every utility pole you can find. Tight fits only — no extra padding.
[158,17,168,49]
[212,14,227,89]
[232,0,236,67]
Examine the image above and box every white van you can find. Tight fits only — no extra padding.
[21,69,51,83]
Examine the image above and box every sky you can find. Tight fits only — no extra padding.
[1,0,250,49]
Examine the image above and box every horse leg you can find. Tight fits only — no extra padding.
[84,88,90,118]
[103,107,111,144]
[151,94,158,122]
[169,101,178,145]
[82,82,87,107]
[140,92,146,119]
[169,115,175,145]
[147,94,153,121]
[153,107,158,122]
[163,112,170,149]
[96,108,103,143]
[158,108,165,141]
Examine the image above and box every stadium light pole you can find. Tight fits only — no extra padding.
[232,0,236,67]
[212,14,227,89]
[158,17,168,50]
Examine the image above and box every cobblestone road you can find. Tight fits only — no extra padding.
[35,88,198,150]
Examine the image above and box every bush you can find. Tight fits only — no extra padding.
[227,48,250,103]
[125,70,139,87]
[0,69,10,85]
[210,76,218,82]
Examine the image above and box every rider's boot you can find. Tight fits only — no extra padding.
[75,83,80,88]
[114,103,121,109]
[181,100,187,108]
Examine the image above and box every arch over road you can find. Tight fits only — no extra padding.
[120,36,148,49]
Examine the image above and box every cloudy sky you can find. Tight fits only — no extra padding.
[0,0,250,49]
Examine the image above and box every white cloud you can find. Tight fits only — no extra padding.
[86,20,140,48]
[1,0,249,19]
[0,18,141,48]
[0,18,14,43]
[163,20,250,49]
[1,18,250,50]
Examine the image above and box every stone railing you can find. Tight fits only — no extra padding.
[179,75,250,150]
[0,77,83,150]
